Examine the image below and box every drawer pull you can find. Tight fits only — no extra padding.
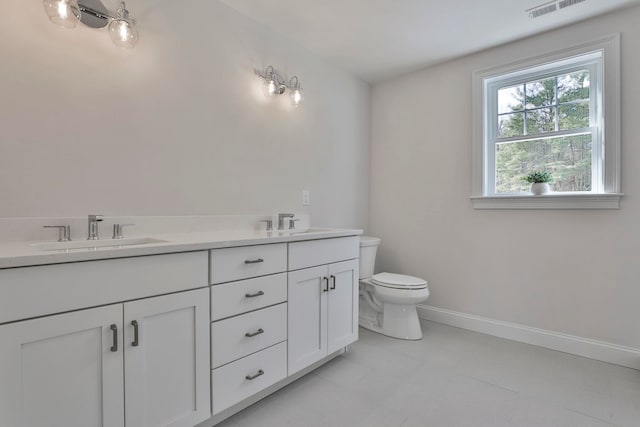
[245,328,264,338]
[245,290,265,298]
[330,275,336,290]
[245,369,264,381]
[110,324,118,352]
[131,320,139,347]
[244,258,264,264]
[323,276,329,292]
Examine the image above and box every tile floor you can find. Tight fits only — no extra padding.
[218,321,640,427]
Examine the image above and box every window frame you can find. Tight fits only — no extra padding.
[471,34,621,209]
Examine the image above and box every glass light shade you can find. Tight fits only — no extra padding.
[265,79,279,96]
[108,18,138,48]
[291,88,303,107]
[43,0,79,29]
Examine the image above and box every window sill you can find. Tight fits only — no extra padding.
[470,193,623,210]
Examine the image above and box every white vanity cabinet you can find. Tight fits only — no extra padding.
[124,289,210,427]
[0,304,125,427]
[0,228,362,427]
[287,237,359,375]
[0,252,211,427]
[209,245,289,416]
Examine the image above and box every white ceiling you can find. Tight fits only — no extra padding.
[219,0,640,83]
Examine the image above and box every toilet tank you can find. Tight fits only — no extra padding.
[359,236,381,279]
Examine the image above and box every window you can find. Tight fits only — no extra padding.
[472,35,621,209]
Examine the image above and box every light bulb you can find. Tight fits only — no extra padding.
[291,88,303,107]
[108,18,138,48]
[108,2,139,48]
[266,79,278,96]
[43,0,79,29]
[58,1,68,19]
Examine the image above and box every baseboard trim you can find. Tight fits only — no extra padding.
[417,305,640,370]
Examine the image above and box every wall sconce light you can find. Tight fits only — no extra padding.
[289,76,303,108]
[43,0,139,49]
[257,66,304,107]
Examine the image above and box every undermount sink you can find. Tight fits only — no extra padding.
[32,238,168,252]
[288,228,334,235]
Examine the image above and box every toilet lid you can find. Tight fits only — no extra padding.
[371,272,428,289]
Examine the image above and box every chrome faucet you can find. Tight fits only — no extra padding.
[87,215,104,240]
[278,213,295,230]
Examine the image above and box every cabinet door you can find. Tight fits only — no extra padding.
[288,265,328,375]
[124,288,210,427]
[0,305,124,427]
[327,259,359,354]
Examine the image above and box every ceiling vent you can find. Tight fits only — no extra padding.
[526,0,586,18]
[559,0,586,9]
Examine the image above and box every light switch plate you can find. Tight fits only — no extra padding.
[302,190,310,206]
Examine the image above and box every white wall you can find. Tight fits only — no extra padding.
[0,0,370,229]
[371,7,640,349]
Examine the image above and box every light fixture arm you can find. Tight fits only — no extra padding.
[116,1,130,19]
[288,76,301,91]
[258,66,285,86]
[77,1,133,22]
[77,3,114,21]
[265,65,275,79]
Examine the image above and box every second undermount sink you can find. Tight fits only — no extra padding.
[288,228,335,235]
[32,238,168,252]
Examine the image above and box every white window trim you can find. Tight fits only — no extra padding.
[471,34,622,210]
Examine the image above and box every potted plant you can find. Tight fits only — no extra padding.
[524,171,552,195]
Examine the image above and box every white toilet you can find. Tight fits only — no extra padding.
[359,236,430,340]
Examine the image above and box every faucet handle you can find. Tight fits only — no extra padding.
[259,219,273,231]
[44,225,71,242]
[288,218,300,230]
[89,214,104,222]
[113,224,135,239]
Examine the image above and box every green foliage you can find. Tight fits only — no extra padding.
[495,71,591,193]
[523,171,552,183]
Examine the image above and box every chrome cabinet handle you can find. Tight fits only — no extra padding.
[330,275,336,290]
[323,277,329,292]
[245,258,264,264]
[245,291,265,298]
[245,328,264,338]
[110,324,118,352]
[131,320,139,347]
[245,369,264,381]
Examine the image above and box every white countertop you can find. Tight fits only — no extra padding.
[0,228,363,269]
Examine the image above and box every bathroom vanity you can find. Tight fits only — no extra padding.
[0,222,361,427]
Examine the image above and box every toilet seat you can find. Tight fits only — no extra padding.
[370,272,428,290]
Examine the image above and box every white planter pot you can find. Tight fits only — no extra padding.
[531,182,551,195]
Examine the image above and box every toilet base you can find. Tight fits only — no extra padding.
[358,303,423,341]
[382,303,423,340]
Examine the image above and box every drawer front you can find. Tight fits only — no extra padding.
[0,251,208,325]
[288,236,359,271]
[211,303,287,368]
[211,273,287,321]
[210,243,287,284]
[211,342,287,415]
